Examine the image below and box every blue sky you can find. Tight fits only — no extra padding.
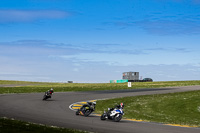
[0,0,200,82]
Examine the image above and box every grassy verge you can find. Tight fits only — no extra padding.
[0,117,88,133]
[95,90,200,127]
[0,80,48,85]
[1,80,200,94]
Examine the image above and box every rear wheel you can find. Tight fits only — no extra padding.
[84,109,92,116]
[76,109,80,115]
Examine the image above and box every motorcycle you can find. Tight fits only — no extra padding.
[42,91,52,100]
[100,108,124,122]
[76,102,96,117]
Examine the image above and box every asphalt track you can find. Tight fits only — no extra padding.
[1,86,200,133]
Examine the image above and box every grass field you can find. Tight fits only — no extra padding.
[95,90,200,127]
[0,117,88,133]
[1,80,200,94]
[1,80,200,128]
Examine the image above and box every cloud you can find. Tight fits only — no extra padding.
[73,68,79,72]
[0,40,85,56]
[145,47,191,53]
[104,11,200,35]
[0,40,199,82]
[1,39,191,55]
[0,39,195,68]
[135,18,200,35]
[108,17,200,35]
[0,9,70,23]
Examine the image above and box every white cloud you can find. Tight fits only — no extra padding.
[1,40,200,82]
[0,9,70,23]
[73,68,79,72]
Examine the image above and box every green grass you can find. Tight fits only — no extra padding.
[1,80,200,128]
[95,90,200,127]
[0,117,88,133]
[0,80,48,85]
[1,80,200,94]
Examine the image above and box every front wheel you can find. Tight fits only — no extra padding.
[113,114,122,122]
[100,113,107,120]
[43,95,47,100]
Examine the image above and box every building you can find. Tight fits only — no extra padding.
[110,71,152,83]
[122,72,139,80]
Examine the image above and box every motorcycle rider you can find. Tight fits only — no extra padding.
[43,88,54,100]
[46,88,54,96]
[102,102,124,120]
[49,88,54,95]
[115,103,124,109]
[109,103,124,111]
[107,103,124,116]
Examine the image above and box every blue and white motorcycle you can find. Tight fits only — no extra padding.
[100,108,124,122]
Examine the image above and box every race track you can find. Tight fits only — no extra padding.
[0,86,200,133]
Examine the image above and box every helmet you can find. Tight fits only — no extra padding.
[50,88,53,91]
[120,103,124,109]
[92,101,96,105]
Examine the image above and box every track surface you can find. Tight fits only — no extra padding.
[1,86,200,133]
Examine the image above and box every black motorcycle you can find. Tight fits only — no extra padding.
[76,102,96,117]
[43,91,52,100]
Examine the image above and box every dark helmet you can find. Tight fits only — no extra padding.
[120,103,124,109]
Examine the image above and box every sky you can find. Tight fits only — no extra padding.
[0,0,200,83]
